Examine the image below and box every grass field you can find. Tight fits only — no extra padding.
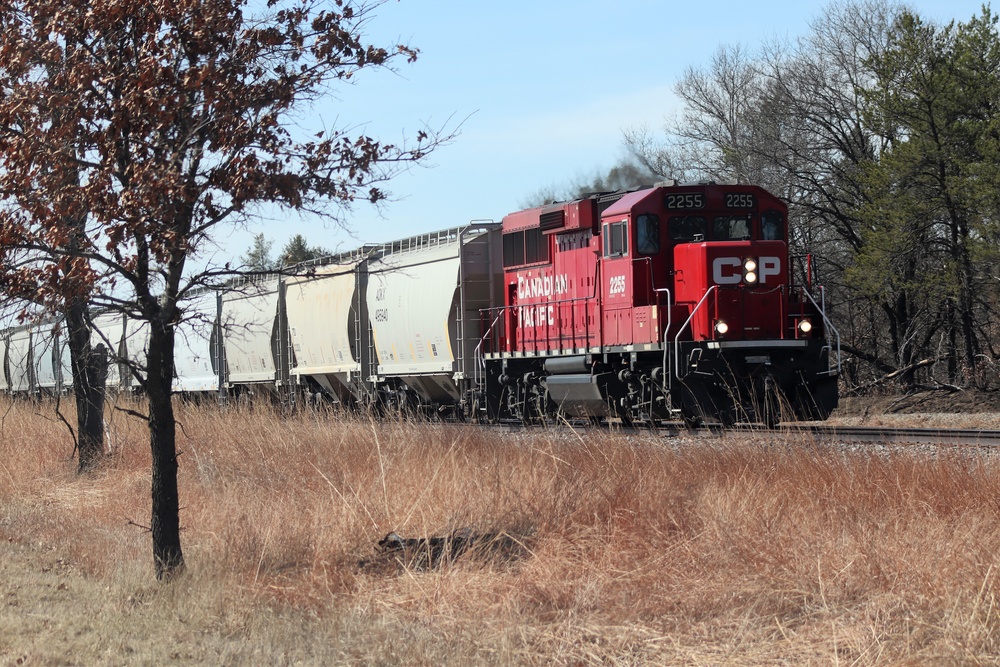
[1,396,999,665]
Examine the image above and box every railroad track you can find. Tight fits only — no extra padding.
[769,424,1000,447]
[503,419,1000,448]
[609,421,1000,447]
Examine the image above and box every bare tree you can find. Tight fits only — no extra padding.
[624,44,769,185]
[0,0,452,580]
[625,1,930,385]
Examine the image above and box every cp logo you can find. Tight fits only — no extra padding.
[712,256,781,285]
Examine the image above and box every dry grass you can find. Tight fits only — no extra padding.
[2,396,1000,665]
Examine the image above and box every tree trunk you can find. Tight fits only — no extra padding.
[146,315,184,580]
[947,299,959,381]
[65,297,108,473]
[959,249,980,374]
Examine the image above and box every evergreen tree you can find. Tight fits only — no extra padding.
[242,234,276,272]
[277,234,330,267]
[859,8,1000,381]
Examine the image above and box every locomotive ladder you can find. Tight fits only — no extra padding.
[355,259,376,404]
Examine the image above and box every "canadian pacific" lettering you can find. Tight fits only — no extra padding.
[518,305,554,328]
[517,273,569,300]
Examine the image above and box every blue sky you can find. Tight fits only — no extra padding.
[219,0,993,263]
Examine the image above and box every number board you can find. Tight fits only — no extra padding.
[664,192,705,210]
[724,192,757,209]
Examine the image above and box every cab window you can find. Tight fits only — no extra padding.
[713,215,751,241]
[636,214,660,255]
[669,215,706,241]
[603,221,628,258]
[761,210,784,240]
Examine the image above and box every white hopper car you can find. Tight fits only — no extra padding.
[1,222,502,416]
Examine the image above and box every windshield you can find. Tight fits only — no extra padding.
[669,215,706,241]
[713,215,751,241]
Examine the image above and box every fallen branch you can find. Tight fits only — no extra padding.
[847,357,943,395]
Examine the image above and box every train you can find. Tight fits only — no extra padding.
[0,181,840,425]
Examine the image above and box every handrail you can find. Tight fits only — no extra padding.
[376,222,501,259]
[481,293,597,354]
[484,252,604,357]
[673,286,717,381]
[485,255,678,358]
[801,285,841,376]
[656,288,672,393]
[473,309,505,392]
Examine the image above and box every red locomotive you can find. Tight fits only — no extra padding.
[480,181,839,425]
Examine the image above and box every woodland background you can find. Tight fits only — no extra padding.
[544,1,1000,393]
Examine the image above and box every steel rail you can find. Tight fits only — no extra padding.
[653,422,1000,447]
[762,424,1000,447]
[482,419,1000,448]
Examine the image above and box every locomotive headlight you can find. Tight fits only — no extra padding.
[744,258,757,272]
[714,320,729,336]
[798,318,813,335]
[744,271,758,284]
